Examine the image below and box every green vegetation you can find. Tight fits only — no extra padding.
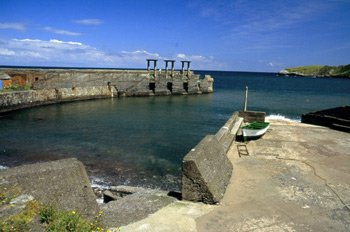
[39,204,108,232]
[0,85,32,93]
[0,200,40,231]
[285,64,350,78]
[0,186,22,204]
[39,204,106,232]
[0,186,117,232]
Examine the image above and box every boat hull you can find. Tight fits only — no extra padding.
[242,122,270,141]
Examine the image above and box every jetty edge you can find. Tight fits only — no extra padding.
[0,62,214,113]
[302,105,350,132]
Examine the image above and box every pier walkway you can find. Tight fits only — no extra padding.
[118,120,350,232]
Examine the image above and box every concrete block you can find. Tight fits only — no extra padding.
[182,135,233,204]
[0,158,99,218]
[239,110,266,123]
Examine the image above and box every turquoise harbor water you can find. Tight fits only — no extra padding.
[1,71,350,191]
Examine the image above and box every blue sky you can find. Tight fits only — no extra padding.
[0,0,349,72]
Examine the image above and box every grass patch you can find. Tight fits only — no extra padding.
[0,200,40,232]
[285,64,350,77]
[0,85,32,93]
[39,204,108,232]
[0,186,22,204]
[0,187,120,231]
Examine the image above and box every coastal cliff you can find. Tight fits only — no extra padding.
[278,64,350,78]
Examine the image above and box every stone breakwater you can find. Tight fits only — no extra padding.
[0,68,213,113]
[181,110,265,204]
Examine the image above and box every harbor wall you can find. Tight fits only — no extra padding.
[181,110,268,204]
[302,106,350,132]
[182,111,243,204]
[0,68,213,113]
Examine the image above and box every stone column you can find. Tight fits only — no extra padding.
[147,59,150,73]
[181,61,185,76]
[187,61,192,77]
[164,60,175,78]
[171,61,175,77]
[154,60,157,77]
[147,59,158,77]
[165,61,169,78]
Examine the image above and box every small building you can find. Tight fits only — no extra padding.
[0,71,45,89]
[0,71,12,89]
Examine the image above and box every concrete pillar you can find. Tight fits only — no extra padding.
[147,59,158,77]
[181,61,185,76]
[171,61,175,77]
[154,60,157,77]
[187,61,192,77]
[164,60,175,78]
[165,61,168,77]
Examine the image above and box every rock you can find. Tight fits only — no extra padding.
[100,188,178,227]
[103,190,118,203]
[0,158,99,220]
[278,69,305,76]
[109,185,149,198]
[182,135,233,204]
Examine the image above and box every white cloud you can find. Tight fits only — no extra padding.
[49,39,82,46]
[175,53,228,70]
[267,61,284,69]
[0,38,226,70]
[177,54,186,59]
[0,48,15,56]
[0,38,99,63]
[0,22,25,30]
[73,19,103,25]
[44,27,82,36]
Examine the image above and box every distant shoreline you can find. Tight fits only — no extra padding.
[277,64,350,79]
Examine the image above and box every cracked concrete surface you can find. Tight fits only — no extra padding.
[197,120,350,231]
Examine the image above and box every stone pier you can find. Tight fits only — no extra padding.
[0,61,214,113]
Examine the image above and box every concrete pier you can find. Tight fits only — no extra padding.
[0,66,214,113]
[118,120,350,231]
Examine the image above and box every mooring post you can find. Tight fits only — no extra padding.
[244,86,248,111]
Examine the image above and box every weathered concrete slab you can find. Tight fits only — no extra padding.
[239,110,266,123]
[196,120,350,232]
[100,188,177,228]
[0,158,99,219]
[182,135,233,204]
[215,111,242,153]
[115,201,214,232]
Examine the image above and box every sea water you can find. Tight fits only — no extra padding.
[1,71,350,191]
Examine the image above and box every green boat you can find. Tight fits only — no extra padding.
[241,121,270,141]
